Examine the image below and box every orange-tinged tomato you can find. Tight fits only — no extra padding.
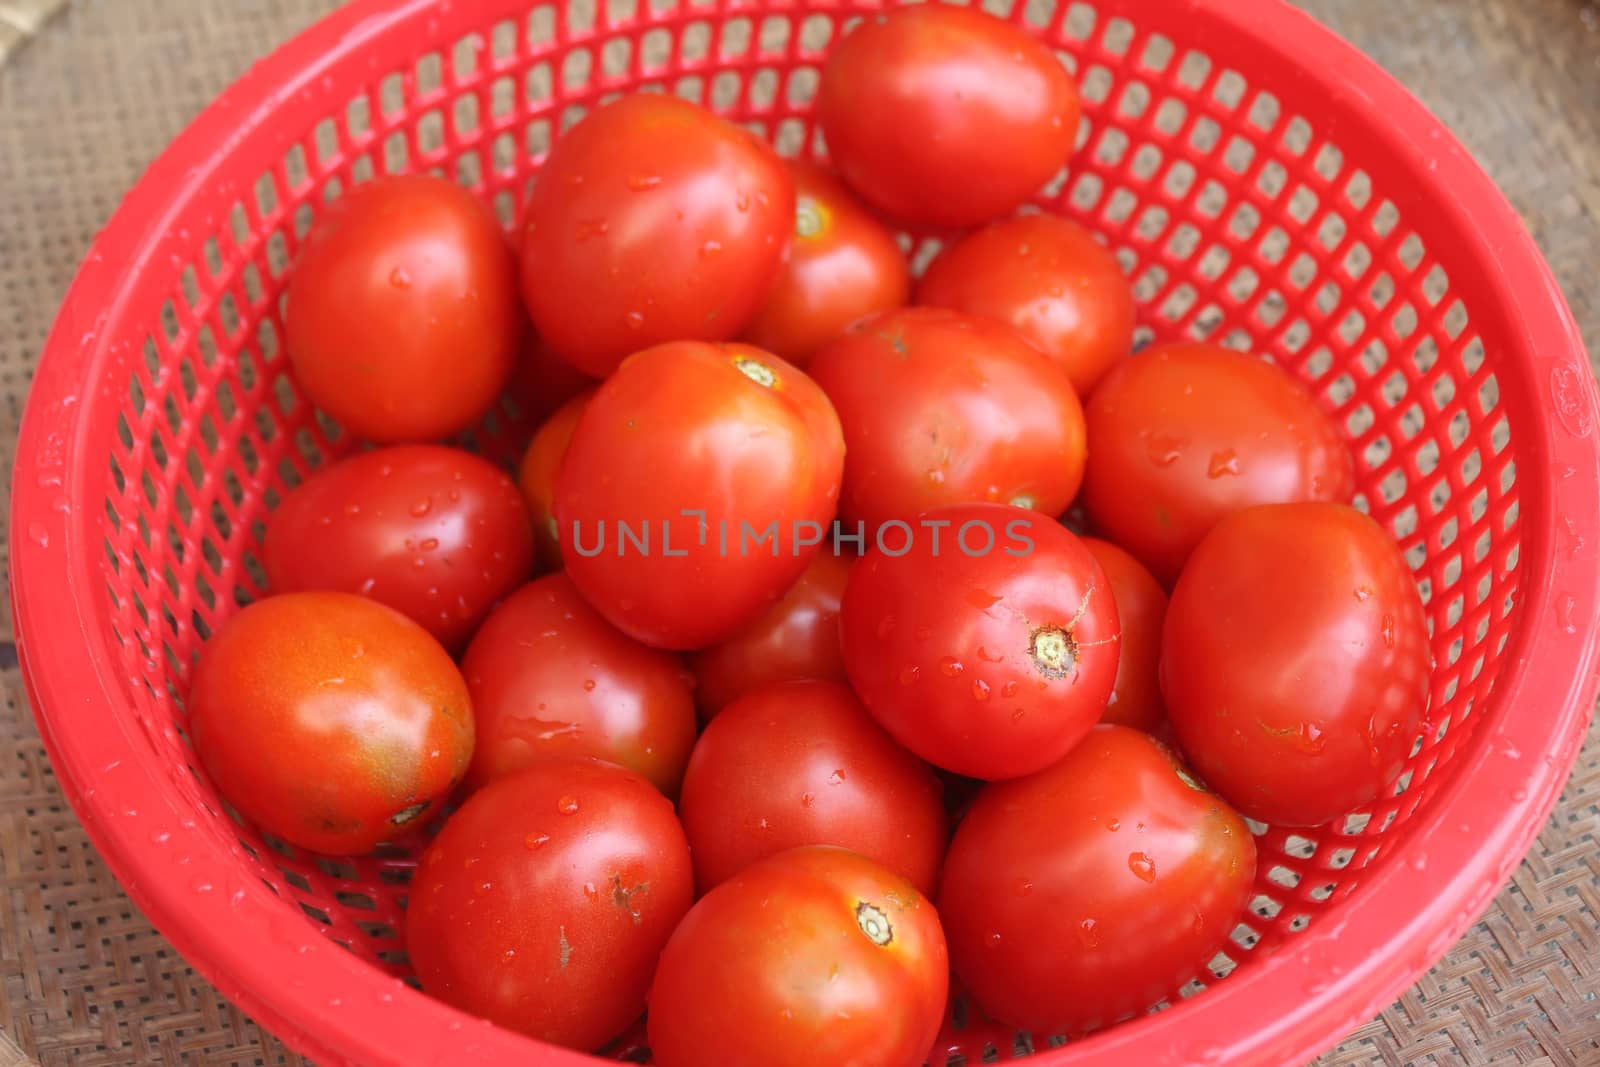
[188,592,473,854]
[518,391,592,571]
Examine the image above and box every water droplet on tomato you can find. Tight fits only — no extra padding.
[583,679,596,691]
[1128,851,1157,882]
[828,769,846,785]
[624,310,645,330]
[410,498,432,517]
[626,173,662,190]
[971,679,991,701]
[556,795,580,815]
[699,239,723,259]
[1207,448,1241,477]
[524,832,550,850]
[899,665,921,685]
[1077,918,1100,947]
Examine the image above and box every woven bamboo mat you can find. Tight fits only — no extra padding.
[1,1,1597,1064]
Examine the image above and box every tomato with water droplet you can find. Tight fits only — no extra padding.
[1162,502,1430,826]
[677,680,947,895]
[408,758,692,1051]
[939,725,1255,1034]
[841,503,1118,780]
[648,846,947,1067]
[263,445,534,651]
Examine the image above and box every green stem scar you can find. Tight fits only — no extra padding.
[733,356,777,388]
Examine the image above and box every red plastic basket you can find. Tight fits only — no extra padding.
[11,0,1600,1063]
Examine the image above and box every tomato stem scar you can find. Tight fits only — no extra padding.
[855,901,894,946]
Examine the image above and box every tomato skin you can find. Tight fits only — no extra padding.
[818,5,1080,229]
[407,758,693,1050]
[840,503,1119,780]
[518,391,592,572]
[742,163,911,365]
[459,574,698,796]
[519,93,794,378]
[916,215,1134,395]
[262,446,534,652]
[647,846,949,1067]
[678,680,948,896]
[1081,537,1168,733]
[286,175,521,443]
[1161,503,1430,826]
[188,592,472,854]
[939,725,1256,1033]
[687,550,852,719]
[1082,342,1356,584]
[808,307,1086,531]
[555,341,845,650]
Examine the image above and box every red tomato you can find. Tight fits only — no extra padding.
[677,680,948,896]
[916,214,1134,395]
[742,162,911,365]
[1161,503,1431,826]
[687,550,852,718]
[459,574,698,796]
[818,5,1080,228]
[188,592,472,854]
[285,175,521,443]
[647,846,948,1067]
[939,725,1256,1033]
[518,391,591,572]
[512,339,597,427]
[840,503,1119,780]
[519,93,794,378]
[407,758,693,1050]
[1082,342,1356,583]
[555,341,845,650]
[808,307,1086,532]
[262,445,534,651]
[1081,537,1168,733]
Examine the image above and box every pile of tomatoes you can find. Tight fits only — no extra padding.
[187,6,1432,1063]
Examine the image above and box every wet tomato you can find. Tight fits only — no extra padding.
[808,308,1086,532]
[939,725,1256,1034]
[286,175,521,443]
[459,573,698,796]
[1082,342,1356,583]
[517,391,592,572]
[1162,502,1431,826]
[742,162,911,365]
[520,93,794,378]
[555,341,844,650]
[819,4,1080,228]
[647,846,948,1067]
[917,214,1134,395]
[840,503,1119,780]
[687,550,852,719]
[188,592,472,854]
[263,445,534,651]
[407,758,693,1049]
[677,680,948,896]
[1082,537,1168,733]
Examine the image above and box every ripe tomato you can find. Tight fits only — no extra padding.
[840,503,1118,780]
[262,445,534,651]
[1081,537,1168,733]
[520,93,794,378]
[517,391,591,571]
[459,574,698,796]
[1161,503,1431,826]
[677,680,948,896]
[916,214,1134,395]
[512,339,597,427]
[647,846,948,1067]
[555,341,845,650]
[687,550,851,718]
[407,758,693,1049]
[188,592,472,854]
[285,175,521,443]
[818,5,1080,228]
[742,162,911,365]
[808,308,1086,532]
[1082,342,1356,583]
[939,725,1256,1034]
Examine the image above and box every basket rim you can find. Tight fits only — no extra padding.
[10,0,1600,1064]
